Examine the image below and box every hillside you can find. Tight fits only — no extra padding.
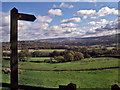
[2,34,120,50]
[38,34,120,46]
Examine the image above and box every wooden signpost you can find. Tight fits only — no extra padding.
[10,8,36,90]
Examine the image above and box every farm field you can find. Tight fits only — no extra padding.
[28,57,50,61]
[2,69,119,89]
[2,57,120,89]
[3,49,65,53]
[2,57,119,71]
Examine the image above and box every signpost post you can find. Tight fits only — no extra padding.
[10,8,36,90]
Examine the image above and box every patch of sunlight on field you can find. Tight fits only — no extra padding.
[3,49,65,53]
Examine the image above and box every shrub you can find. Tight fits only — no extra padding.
[54,56,64,63]
[50,51,61,57]
[18,49,31,61]
[84,53,91,58]
[2,52,10,57]
[74,52,84,60]
[31,51,50,57]
[64,53,74,62]
[44,59,51,63]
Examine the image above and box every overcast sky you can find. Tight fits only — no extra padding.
[1,1,119,42]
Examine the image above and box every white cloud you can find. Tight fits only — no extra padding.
[89,0,97,2]
[1,12,10,42]
[30,23,49,30]
[75,7,118,19]
[65,27,86,37]
[46,25,66,37]
[97,7,118,17]
[61,17,81,23]
[48,25,62,31]
[90,16,97,19]
[53,2,74,9]
[69,5,74,8]
[84,18,119,37]
[74,9,96,16]
[18,15,53,40]
[18,21,31,31]
[60,3,74,8]
[37,15,52,23]
[83,16,87,19]
[48,9,62,16]
[1,12,53,41]
[88,19,108,26]
[61,23,78,28]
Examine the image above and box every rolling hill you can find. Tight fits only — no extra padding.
[2,34,120,50]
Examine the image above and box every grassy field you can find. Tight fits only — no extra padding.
[2,57,119,71]
[28,57,50,61]
[91,45,115,50]
[2,57,119,89]
[2,69,119,88]
[107,47,114,50]
[3,49,65,53]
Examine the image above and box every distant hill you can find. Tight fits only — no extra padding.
[2,34,120,50]
[38,34,120,46]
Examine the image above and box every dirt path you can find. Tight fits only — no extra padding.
[20,67,120,72]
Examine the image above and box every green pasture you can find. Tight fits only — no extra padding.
[28,57,50,61]
[107,47,114,50]
[2,57,119,71]
[28,49,65,52]
[3,49,65,53]
[2,69,119,88]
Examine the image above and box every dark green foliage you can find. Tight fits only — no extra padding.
[54,56,65,63]
[74,52,84,60]
[84,53,91,58]
[2,52,10,57]
[64,53,74,61]
[44,59,51,63]
[18,49,31,61]
[50,51,61,57]
[31,51,50,57]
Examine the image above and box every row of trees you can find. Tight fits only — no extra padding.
[3,48,119,58]
[54,51,84,63]
[3,46,120,62]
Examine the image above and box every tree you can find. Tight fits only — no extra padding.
[18,51,26,61]
[18,49,31,61]
[74,52,84,60]
[31,51,42,57]
[102,47,107,51]
[3,52,10,57]
[54,56,64,63]
[64,53,74,62]
[84,53,91,58]
[50,51,61,57]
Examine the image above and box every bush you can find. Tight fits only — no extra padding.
[44,59,51,63]
[54,56,64,63]
[50,51,61,57]
[18,49,31,61]
[64,53,74,62]
[2,52,10,57]
[84,53,91,58]
[74,52,84,60]
[31,51,50,57]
